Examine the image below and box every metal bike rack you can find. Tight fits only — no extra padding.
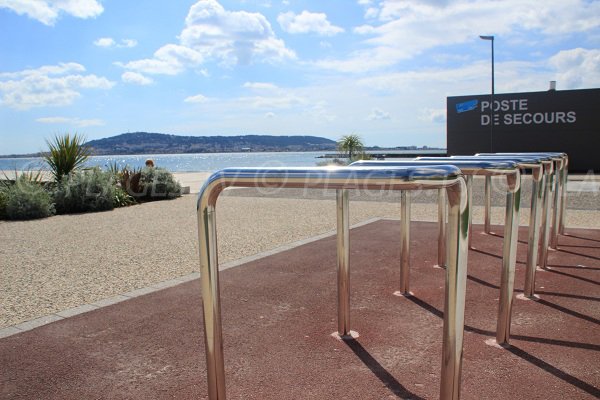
[197,166,469,400]
[484,152,568,248]
[451,155,553,298]
[352,159,520,345]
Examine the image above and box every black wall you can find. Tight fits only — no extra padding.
[447,88,600,171]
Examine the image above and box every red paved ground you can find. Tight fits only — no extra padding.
[1,220,599,399]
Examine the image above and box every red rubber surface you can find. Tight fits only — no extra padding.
[1,221,599,399]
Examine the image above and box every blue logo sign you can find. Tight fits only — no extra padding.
[456,99,478,113]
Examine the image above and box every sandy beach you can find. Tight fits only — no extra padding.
[1,172,598,329]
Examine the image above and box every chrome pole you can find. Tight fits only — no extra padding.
[539,166,553,269]
[523,166,544,297]
[440,177,469,400]
[496,171,521,345]
[438,188,447,268]
[559,156,568,234]
[484,176,492,233]
[400,190,411,294]
[550,159,563,249]
[467,176,473,248]
[198,203,227,400]
[336,189,351,337]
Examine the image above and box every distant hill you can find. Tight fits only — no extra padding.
[84,132,337,155]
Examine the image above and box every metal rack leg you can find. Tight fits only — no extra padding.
[198,204,227,400]
[539,170,552,269]
[399,191,411,294]
[550,161,563,249]
[438,188,447,268]
[484,176,492,233]
[440,178,469,400]
[467,176,473,249]
[496,174,521,345]
[524,168,543,297]
[336,189,351,337]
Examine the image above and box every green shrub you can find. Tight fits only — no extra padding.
[4,177,55,220]
[138,167,181,200]
[53,168,115,214]
[0,188,8,219]
[44,133,90,182]
[113,186,136,208]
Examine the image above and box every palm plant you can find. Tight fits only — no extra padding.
[44,133,91,182]
[337,134,365,160]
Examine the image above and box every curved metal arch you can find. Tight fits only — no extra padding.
[197,166,469,400]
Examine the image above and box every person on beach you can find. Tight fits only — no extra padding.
[145,159,155,168]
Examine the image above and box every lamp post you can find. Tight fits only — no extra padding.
[480,35,494,152]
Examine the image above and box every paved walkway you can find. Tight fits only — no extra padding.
[1,220,599,399]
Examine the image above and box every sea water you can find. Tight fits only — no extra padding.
[0,151,333,173]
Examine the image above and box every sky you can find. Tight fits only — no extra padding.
[0,0,599,154]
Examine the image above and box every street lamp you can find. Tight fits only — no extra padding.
[480,35,494,152]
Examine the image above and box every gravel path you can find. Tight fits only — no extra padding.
[1,180,599,328]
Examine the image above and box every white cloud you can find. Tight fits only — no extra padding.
[239,94,307,109]
[120,39,138,48]
[36,116,105,127]
[181,0,295,65]
[120,0,294,76]
[121,71,153,85]
[0,62,114,110]
[118,44,203,75]
[549,48,600,89]
[265,111,275,118]
[94,37,138,48]
[94,37,116,47]
[243,82,278,90]
[367,108,391,120]
[315,0,600,73]
[0,0,103,26]
[184,94,208,103]
[419,108,446,124]
[364,7,379,19]
[277,11,344,36]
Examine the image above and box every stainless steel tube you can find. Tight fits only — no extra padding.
[336,189,351,337]
[550,158,564,249]
[496,171,521,345]
[198,203,226,400]
[539,166,553,269]
[440,177,469,400]
[467,176,473,249]
[400,191,411,294]
[484,176,492,233]
[559,155,568,234]
[523,166,544,298]
[438,188,447,268]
